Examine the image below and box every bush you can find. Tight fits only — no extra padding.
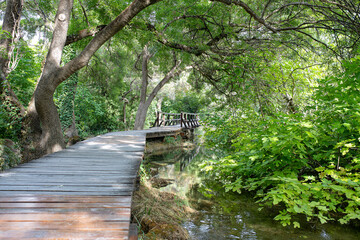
[0,139,21,171]
[0,95,23,141]
[202,57,360,227]
[74,85,124,138]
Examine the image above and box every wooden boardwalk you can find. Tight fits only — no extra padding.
[0,126,183,239]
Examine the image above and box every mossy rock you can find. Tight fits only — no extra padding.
[0,139,21,171]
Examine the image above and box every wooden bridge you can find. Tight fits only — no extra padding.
[0,117,200,239]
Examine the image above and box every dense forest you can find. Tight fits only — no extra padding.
[1,0,360,229]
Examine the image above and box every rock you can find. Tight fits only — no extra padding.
[67,135,81,146]
[150,177,174,188]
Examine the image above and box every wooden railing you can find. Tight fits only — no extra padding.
[152,112,200,128]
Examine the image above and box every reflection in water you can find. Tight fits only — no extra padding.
[144,146,360,240]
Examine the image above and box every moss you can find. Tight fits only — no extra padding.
[0,139,21,171]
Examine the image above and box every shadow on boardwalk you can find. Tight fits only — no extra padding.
[0,126,184,239]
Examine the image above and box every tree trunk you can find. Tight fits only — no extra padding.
[23,0,161,156]
[64,112,78,139]
[33,0,74,154]
[156,97,163,112]
[0,0,23,94]
[134,50,182,130]
[134,45,151,130]
[122,98,129,129]
[0,0,25,115]
[35,81,65,153]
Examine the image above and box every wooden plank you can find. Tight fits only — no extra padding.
[0,180,135,186]
[14,157,143,163]
[0,172,139,177]
[0,185,134,191]
[12,162,142,168]
[42,152,144,158]
[5,168,139,174]
[0,221,129,230]
[0,178,136,185]
[0,212,130,221]
[0,196,132,203]
[0,207,131,214]
[0,128,192,239]
[0,221,129,232]
[129,223,138,240]
[0,191,133,196]
[0,202,130,208]
[0,230,128,239]
[0,184,133,188]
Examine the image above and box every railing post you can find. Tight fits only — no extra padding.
[162,113,165,127]
[166,114,170,126]
[156,111,160,127]
[184,113,187,128]
[180,112,183,128]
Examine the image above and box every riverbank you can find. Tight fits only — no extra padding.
[131,138,197,239]
[132,139,360,240]
[132,181,195,239]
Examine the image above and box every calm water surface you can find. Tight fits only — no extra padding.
[144,145,360,240]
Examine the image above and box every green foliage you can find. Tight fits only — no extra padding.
[0,94,22,141]
[202,57,360,227]
[162,93,204,113]
[0,139,21,171]
[163,135,182,144]
[56,47,78,133]
[56,72,78,132]
[74,84,124,138]
[7,43,41,105]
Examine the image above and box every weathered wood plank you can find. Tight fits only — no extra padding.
[0,202,130,208]
[0,212,130,221]
[12,162,141,168]
[0,185,134,191]
[4,168,139,174]
[0,196,132,203]
[0,207,131,214]
[0,191,133,196]
[0,172,138,177]
[0,179,136,185]
[0,127,188,239]
[0,183,134,187]
[0,221,129,230]
[0,230,129,239]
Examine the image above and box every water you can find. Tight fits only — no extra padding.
[144,145,360,240]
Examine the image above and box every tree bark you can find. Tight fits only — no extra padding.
[134,45,151,130]
[0,0,24,115]
[134,50,183,130]
[0,0,23,94]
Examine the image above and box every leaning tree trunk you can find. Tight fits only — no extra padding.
[32,0,74,154]
[35,81,66,153]
[134,50,182,130]
[23,0,161,156]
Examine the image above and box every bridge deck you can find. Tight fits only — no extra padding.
[0,126,182,239]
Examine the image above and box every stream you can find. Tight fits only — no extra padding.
[143,144,360,240]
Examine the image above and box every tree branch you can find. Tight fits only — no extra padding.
[60,0,162,86]
[210,0,278,33]
[64,25,106,46]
